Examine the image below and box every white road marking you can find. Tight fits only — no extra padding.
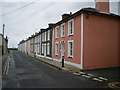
[92,78,103,82]
[73,72,81,75]
[98,77,108,81]
[82,75,91,78]
[79,72,86,74]
[87,74,94,77]
[73,72,108,82]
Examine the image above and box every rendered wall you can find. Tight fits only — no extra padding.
[83,13,119,69]
[53,15,81,65]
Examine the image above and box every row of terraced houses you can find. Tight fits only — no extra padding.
[18,0,120,70]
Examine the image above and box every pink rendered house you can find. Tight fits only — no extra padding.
[52,1,120,70]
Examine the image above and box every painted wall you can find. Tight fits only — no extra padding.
[83,13,119,69]
[53,15,81,65]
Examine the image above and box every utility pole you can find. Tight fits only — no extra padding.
[2,24,5,55]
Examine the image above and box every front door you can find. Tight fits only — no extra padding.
[60,42,64,62]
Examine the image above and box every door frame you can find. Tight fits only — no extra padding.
[60,41,65,62]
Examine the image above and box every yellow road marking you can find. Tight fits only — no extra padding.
[108,82,120,90]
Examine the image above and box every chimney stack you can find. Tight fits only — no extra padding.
[95,0,110,14]
[62,13,72,20]
[48,23,54,27]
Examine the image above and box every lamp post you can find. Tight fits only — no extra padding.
[2,24,5,55]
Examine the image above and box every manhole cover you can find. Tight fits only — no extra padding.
[108,82,120,90]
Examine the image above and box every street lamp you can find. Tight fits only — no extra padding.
[2,24,5,55]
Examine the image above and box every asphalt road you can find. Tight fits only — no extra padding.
[2,50,111,88]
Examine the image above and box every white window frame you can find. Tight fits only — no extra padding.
[68,40,74,58]
[48,30,50,40]
[61,23,65,37]
[42,33,44,41]
[47,43,50,55]
[42,44,44,54]
[45,32,46,41]
[55,42,59,56]
[68,19,74,36]
[55,26,59,39]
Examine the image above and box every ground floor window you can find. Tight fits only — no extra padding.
[55,42,59,56]
[47,43,50,55]
[42,44,44,54]
[68,40,73,57]
[37,43,40,55]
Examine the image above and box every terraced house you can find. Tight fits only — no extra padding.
[0,33,8,75]
[41,24,53,59]
[18,24,53,59]
[18,0,120,70]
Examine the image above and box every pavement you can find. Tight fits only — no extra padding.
[0,52,9,90]
[34,55,81,72]
[2,53,9,75]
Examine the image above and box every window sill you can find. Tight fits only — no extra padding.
[61,36,65,38]
[55,37,59,39]
[67,56,74,58]
[68,34,74,36]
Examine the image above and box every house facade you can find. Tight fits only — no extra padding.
[52,1,120,69]
[0,33,8,56]
[52,13,81,68]
[18,24,53,59]
[41,24,53,59]
[34,32,41,56]
[18,1,120,70]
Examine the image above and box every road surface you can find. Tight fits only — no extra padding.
[2,50,109,88]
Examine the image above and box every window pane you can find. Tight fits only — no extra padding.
[70,21,73,34]
[57,44,58,54]
[57,28,58,37]
[56,27,59,38]
[48,31,50,40]
[55,43,58,55]
[63,25,64,35]
[47,43,50,54]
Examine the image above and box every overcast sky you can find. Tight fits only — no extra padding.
[0,0,119,48]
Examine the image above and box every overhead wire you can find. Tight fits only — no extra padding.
[0,0,38,17]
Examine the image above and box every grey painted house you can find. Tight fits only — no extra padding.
[41,24,54,59]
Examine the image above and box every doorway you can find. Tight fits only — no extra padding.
[60,41,65,62]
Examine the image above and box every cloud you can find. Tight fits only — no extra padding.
[0,1,119,48]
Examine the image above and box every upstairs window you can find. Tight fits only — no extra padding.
[68,19,74,36]
[61,23,65,37]
[45,32,46,41]
[42,33,44,41]
[55,26,59,39]
[48,30,50,40]
[47,43,50,55]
